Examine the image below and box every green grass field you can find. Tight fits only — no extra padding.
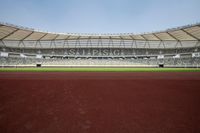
[0,67,200,72]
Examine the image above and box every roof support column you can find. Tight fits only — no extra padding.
[131,40,136,56]
[175,41,182,48]
[97,37,102,57]
[158,41,165,49]
[97,36,102,48]
[75,37,81,57]
[35,41,42,49]
[86,37,91,57]
[195,41,200,48]
[0,40,7,49]
[108,37,113,57]
[17,41,25,53]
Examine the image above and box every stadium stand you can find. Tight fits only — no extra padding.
[0,22,200,67]
[1,56,200,68]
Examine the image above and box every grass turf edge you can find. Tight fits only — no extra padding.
[0,68,200,72]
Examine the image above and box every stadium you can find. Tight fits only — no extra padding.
[1,0,200,133]
[1,22,200,68]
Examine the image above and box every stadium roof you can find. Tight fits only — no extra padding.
[0,22,200,41]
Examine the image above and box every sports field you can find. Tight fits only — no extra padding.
[0,67,200,72]
[0,71,200,133]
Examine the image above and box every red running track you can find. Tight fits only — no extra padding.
[0,72,200,133]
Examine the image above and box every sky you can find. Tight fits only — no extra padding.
[0,0,200,34]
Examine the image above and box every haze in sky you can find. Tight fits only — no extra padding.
[0,0,200,34]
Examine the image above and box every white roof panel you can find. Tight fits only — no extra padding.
[131,35,145,40]
[4,30,32,40]
[155,32,176,41]
[40,33,58,40]
[55,34,70,40]
[0,23,200,41]
[24,32,46,41]
[168,30,196,41]
[143,34,160,41]
[0,26,17,39]
[184,26,200,40]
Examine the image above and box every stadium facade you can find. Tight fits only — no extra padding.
[0,22,200,67]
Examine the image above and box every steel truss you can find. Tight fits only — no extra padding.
[1,39,200,51]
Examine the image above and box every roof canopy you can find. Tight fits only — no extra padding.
[0,22,200,41]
